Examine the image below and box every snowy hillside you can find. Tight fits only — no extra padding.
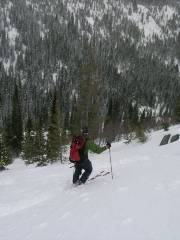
[65,0,180,42]
[1,0,180,128]
[1,125,180,240]
[1,0,180,73]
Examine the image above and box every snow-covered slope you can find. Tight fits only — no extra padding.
[1,0,179,77]
[1,125,180,240]
[62,0,180,41]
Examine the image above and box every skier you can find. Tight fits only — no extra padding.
[72,127,111,185]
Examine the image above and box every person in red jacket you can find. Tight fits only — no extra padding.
[72,127,111,185]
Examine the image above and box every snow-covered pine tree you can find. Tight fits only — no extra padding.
[22,130,36,164]
[104,97,121,141]
[174,97,180,123]
[135,124,148,143]
[22,117,34,164]
[69,96,81,135]
[11,83,23,157]
[47,92,61,163]
[0,133,12,171]
[34,124,47,167]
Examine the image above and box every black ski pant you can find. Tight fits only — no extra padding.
[73,159,92,184]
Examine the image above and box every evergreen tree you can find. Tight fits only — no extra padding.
[0,94,2,129]
[22,117,35,164]
[0,133,12,170]
[131,104,139,127]
[162,121,169,131]
[132,0,138,12]
[174,97,180,123]
[69,96,81,135]
[4,118,13,154]
[104,97,121,141]
[176,32,180,60]
[11,83,23,156]
[122,102,139,141]
[135,124,148,143]
[140,109,146,124]
[22,130,36,164]
[78,44,103,138]
[47,92,61,163]
[123,110,134,142]
[26,116,33,134]
[34,125,46,166]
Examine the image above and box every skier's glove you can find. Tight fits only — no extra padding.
[106,142,111,149]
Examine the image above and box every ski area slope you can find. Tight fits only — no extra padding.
[1,125,180,240]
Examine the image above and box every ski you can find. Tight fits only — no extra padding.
[88,170,105,180]
[102,171,111,176]
[88,171,110,181]
[71,171,110,188]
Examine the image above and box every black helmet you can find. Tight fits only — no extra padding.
[81,126,88,135]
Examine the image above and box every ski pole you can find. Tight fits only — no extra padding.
[109,148,114,180]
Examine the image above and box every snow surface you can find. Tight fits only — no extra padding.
[86,17,94,26]
[7,27,19,47]
[1,125,180,240]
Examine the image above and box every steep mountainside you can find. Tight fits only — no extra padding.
[0,0,180,130]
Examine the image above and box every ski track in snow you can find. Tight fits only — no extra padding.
[1,125,180,240]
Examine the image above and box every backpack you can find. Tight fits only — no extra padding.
[69,136,86,163]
